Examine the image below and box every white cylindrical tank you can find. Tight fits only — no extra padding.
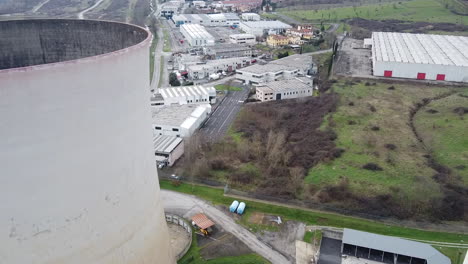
[0,19,174,264]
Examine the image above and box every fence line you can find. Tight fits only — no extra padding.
[165,213,193,260]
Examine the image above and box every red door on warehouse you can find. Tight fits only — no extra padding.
[417,73,426,80]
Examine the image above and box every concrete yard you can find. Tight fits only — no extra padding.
[334,38,372,77]
[168,223,191,259]
[318,238,342,264]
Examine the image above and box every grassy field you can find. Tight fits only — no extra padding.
[179,228,270,264]
[414,91,468,184]
[158,57,164,88]
[161,180,468,263]
[307,81,460,201]
[214,84,242,91]
[149,34,158,82]
[280,0,468,25]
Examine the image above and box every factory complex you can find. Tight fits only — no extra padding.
[239,20,292,36]
[368,32,468,82]
[236,54,314,85]
[173,13,240,27]
[203,43,253,58]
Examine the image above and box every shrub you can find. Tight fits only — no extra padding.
[348,120,356,125]
[426,109,438,114]
[362,163,383,171]
[368,104,377,112]
[387,86,395,90]
[370,125,380,131]
[384,143,397,150]
[348,101,354,106]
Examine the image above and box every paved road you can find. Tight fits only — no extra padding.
[199,84,249,142]
[161,190,291,264]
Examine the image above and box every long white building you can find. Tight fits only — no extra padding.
[155,85,217,105]
[369,32,468,82]
[239,21,292,37]
[173,13,240,27]
[241,13,261,21]
[153,135,184,167]
[152,104,211,138]
[256,77,313,102]
[187,57,251,80]
[180,24,215,47]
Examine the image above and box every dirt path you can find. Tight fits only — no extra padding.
[161,190,291,264]
[77,0,105,19]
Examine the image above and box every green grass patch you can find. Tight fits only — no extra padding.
[414,91,468,184]
[436,247,467,264]
[150,35,158,82]
[215,84,242,91]
[160,180,468,244]
[280,0,468,25]
[303,230,322,244]
[163,29,172,52]
[306,80,454,201]
[158,57,164,88]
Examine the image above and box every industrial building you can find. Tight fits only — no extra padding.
[160,1,181,18]
[180,24,215,46]
[230,33,256,44]
[152,104,212,137]
[187,56,251,80]
[153,135,184,167]
[239,20,292,37]
[342,229,450,264]
[369,32,468,82]
[256,77,313,101]
[172,13,240,27]
[203,43,252,58]
[241,12,261,21]
[0,19,174,263]
[155,85,217,105]
[236,54,314,84]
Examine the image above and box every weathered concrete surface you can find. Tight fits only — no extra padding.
[0,19,147,70]
[0,19,174,264]
[295,240,319,264]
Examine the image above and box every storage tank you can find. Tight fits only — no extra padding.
[229,200,240,212]
[237,202,246,215]
[0,19,174,264]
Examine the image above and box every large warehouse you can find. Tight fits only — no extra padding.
[156,85,217,105]
[0,19,174,263]
[152,104,211,137]
[370,32,468,82]
[239,20,292,37]
[180,24,215,47]
[342,229,450,264]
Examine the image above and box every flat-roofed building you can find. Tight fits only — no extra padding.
[153,135,184,167]
[342,229,450,264]
[239,20,292,37]
[172,13,239,27]
[156,85,217,105]
[369,32,468,82]
[203,43,252,58]
[180,24,215,47]
[256,77,313,101]
[152,104,211,138]
[229,33,256,44]
[241,12,261,21]
[236,54,314,84]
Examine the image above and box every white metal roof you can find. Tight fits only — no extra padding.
[257,77,312,92]
[181,24,215,41]
[158,85,215,99]
[230,33,256,39]
[241,20,292,29]
[372,32,468,66]
[153,135,183,154]
[343,229,450,264]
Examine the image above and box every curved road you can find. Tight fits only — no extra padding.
[161,190,291,264]
[77,0,105,19]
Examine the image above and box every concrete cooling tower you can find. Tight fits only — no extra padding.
[0,19,174,264]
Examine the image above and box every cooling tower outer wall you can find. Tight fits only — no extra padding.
[0,28,174,263]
